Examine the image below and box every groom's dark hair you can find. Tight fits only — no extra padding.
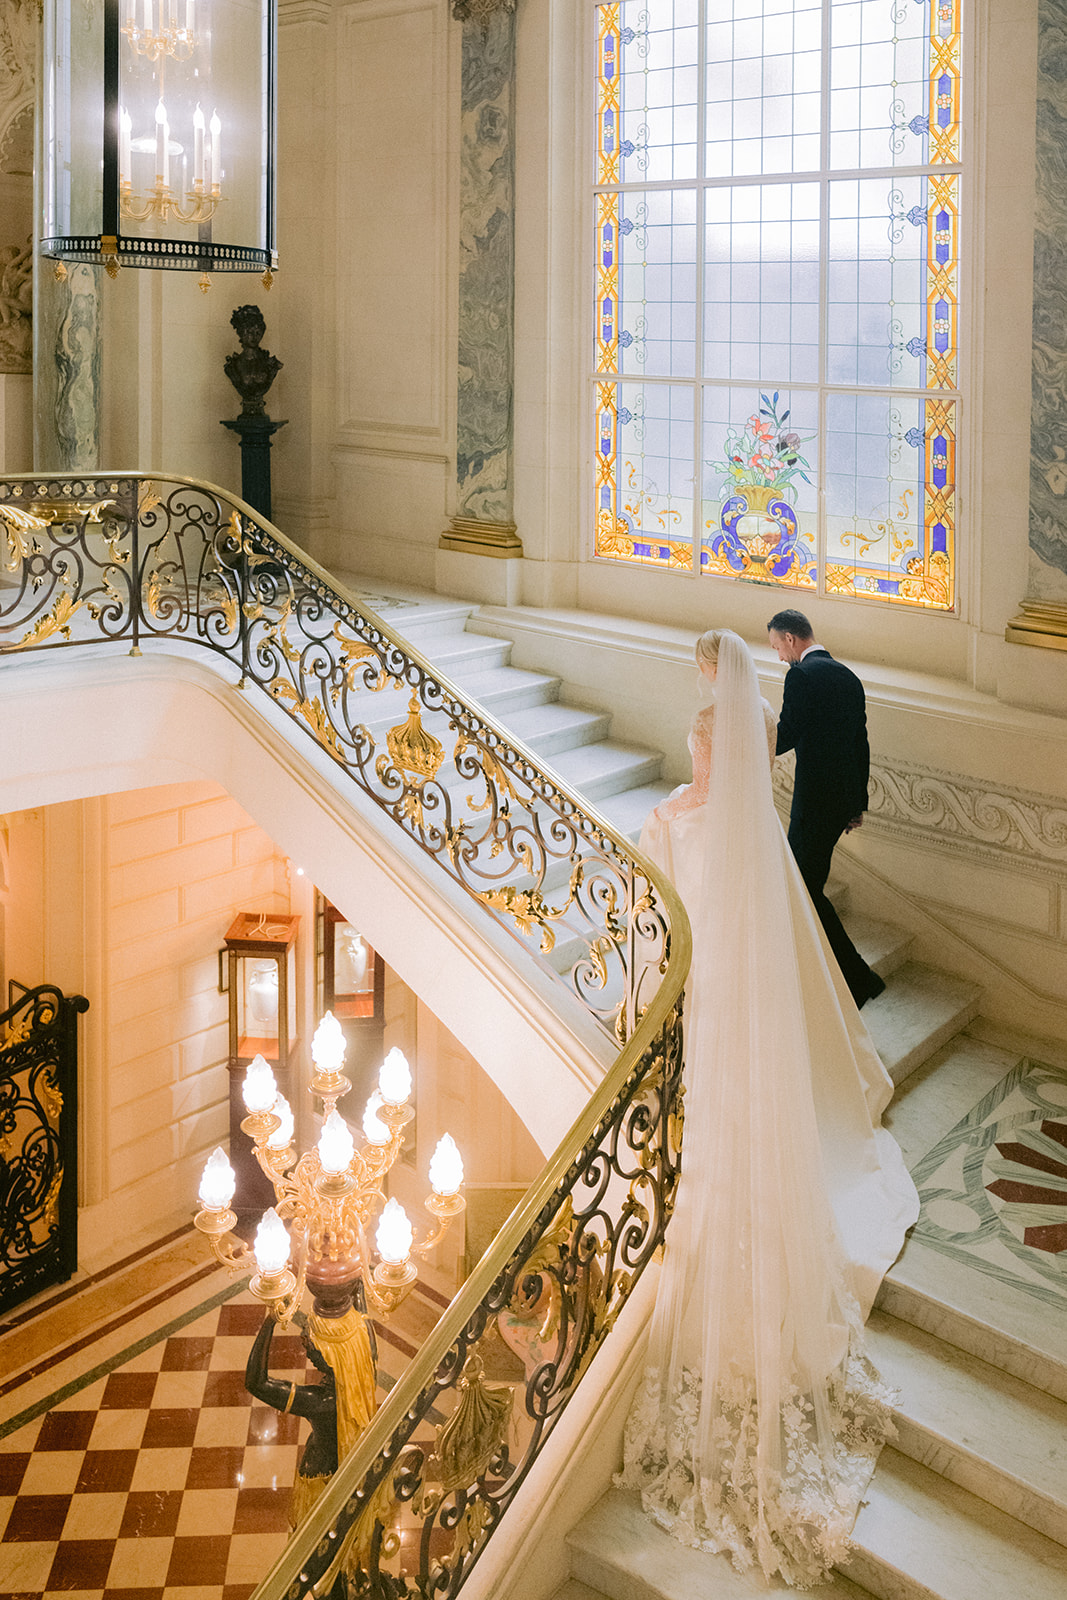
[767,608,813,639]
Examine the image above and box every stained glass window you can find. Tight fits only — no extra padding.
[593,0,962,610]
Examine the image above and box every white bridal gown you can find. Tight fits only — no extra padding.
[619,633,918,1590]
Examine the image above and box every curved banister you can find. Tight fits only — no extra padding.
[0,471,690,1599]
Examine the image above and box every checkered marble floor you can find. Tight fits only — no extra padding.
[0,1234,447,1600]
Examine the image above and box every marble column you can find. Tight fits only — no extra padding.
[440,0,523,559]
[1009,0,1067,649]
[0,0,36,472]
[33,262,102,473]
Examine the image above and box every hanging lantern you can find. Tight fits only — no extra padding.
[40,0,278,284]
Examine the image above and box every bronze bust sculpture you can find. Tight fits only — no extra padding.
[224,304,282,417]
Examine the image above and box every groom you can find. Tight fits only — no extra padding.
[767,609,885,1008]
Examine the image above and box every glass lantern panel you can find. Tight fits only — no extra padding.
[117,0,272,254]
[42,0,106,242]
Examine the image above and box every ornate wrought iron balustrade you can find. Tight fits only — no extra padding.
[0,472,673,1037]
[0,982,87,1314]
[0,471,691,1598]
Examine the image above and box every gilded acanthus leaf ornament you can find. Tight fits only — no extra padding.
[16,590,81,646]
[432,1350,513,1494]
[269,680,344,760]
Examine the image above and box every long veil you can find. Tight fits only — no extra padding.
[620,632,912,1588]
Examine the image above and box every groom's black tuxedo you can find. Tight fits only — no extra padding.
[776,650,869,830]
[775,650,880,1005]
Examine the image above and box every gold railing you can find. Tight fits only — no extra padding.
[0,472,690,1599]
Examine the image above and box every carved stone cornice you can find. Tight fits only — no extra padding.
[278,0,331,28]
[775,756,1067,872]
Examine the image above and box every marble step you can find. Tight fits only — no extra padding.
[847,1447,1067,1600]
[407,630,514,676]
[550,1583,611,1600]
[505,701,614,758]
[877,1241,1067,1407]
[860,962,981,1087]
[594,782,674,842]
[847,912,913,978]
[865,1309,1067,1546]
[453,663,563,714]
[567,1488,874,1600]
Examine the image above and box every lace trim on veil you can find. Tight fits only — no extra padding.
[618,1339,895,1590]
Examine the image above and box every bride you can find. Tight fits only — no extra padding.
[619,629,918,1588]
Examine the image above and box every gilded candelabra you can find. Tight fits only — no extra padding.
[194,1013,465,1324]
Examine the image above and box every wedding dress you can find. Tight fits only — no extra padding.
[619,632,918,1588]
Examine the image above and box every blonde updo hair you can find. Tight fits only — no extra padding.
[695,628,725,674]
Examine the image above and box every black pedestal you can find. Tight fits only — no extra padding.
[222,414,288,521]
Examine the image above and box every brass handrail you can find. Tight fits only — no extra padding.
[0,471,690,1598]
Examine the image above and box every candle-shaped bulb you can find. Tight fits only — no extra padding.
[242,1053,277,1114]
[378,1046,411,1107]
[429,1133,463,1197]
[199,1146,235,1210]
[193,102,205,185]
[376,1197,413,1265]
[311,1010,346,1075]
[267,1093,294,1150]
[362,1090,390,1147]
[253,1207,290,1275]
[318,1109,354,1175]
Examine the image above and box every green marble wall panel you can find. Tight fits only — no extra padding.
[1030,0,1067,599]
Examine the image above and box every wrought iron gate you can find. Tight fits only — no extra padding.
[0,982,86,1314]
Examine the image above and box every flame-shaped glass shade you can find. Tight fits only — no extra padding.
[376,1197,413,1265]
[253,1207,291,1275]
[362,1090,391,1146]
[242,1053,278,1114]
[311,1010,346,1075]
[318,1109,355,1175]
[199,1146,236,1210]
[378,1046,412,1106]
[428,1133,464,1197]
[267,1093,294,1150]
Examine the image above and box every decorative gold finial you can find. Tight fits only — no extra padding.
[198,272,212,294]
[53,260,68,283]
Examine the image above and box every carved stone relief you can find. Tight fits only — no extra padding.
[774,756,1067,874]
[0,0,37,380]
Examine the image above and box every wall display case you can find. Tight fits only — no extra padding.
[220,910,299,1219]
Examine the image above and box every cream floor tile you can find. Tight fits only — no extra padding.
[19,1449,83,1494]
[885,1032,1021,1169]
[56,1377,108,1411]
[42,1591,104,1600]
[193,1407,253,1448]
[225,1528,290,1583]
[121,1344,169,1373]
[208,1336,255,1371]
[153,1369,208,1407]
[130,1446,192,1491]
[61,1489,128,1540]
[105,1532,174,1587]
[175,1486,239,1536]
[238,1443,299,1490]
[88,1407,149,1450]
[1,1538,57,1591]
[0,1415,41,1451]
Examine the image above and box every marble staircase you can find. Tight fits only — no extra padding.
[341,582,1067,1600]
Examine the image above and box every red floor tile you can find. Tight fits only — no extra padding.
[4,1492,72,1541]
[202,1371,251,1408]
[232,1486,291,1534]
[246,1406,299,1446]
[215,1303,265,1336]
[102,1371,159,1409]
[47,1536,117,1589]
[160,1335,215,1371]
[119,1489,184,1538]
[0,1451,30,1493]
[165,1533,231,1586]
[76,1449,140,1492]
[140,1409,200,1449]
[36,1410,96,1451]
[186,1446,247,1490]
